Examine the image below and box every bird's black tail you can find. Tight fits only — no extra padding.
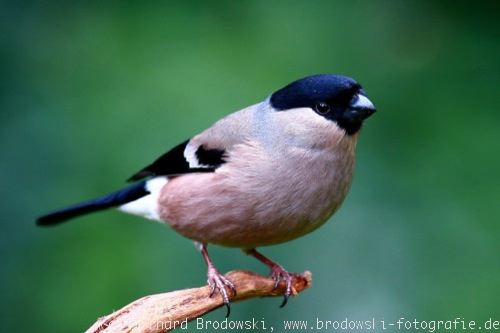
[36,181,149,226]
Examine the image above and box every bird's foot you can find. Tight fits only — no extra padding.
[269,263,293,308]
[207,266,236,317]
[200,243,236,317]
[245,248,295,308]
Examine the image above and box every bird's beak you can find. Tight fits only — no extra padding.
[345,94,376,121]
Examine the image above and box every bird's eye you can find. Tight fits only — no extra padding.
[315,102,330,114]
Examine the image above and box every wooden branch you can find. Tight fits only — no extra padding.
[85,270,312,333]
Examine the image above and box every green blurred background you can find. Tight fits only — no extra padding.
[1,1,499,332]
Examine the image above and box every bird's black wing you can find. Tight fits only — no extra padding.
[127,139,226,182]
[128,107,258,182]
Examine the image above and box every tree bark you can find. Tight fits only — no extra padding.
[85,270,312,333]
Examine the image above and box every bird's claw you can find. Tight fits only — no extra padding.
[269,264,293,308]
[207,267,236,317]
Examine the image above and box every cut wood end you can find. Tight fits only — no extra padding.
[86,270,312,333]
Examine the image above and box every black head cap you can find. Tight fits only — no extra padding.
[270,74,376,135]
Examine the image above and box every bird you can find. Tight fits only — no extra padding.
[37,74,376,316]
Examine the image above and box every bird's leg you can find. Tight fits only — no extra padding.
[200,243,236,317]
[245,248,293,307]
